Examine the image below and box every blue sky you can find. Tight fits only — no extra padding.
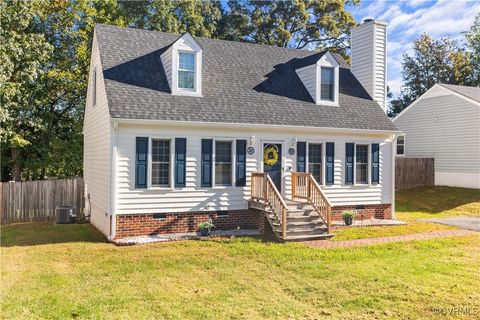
[347,0,480,97]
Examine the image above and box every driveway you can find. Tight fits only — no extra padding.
[419,216,480,232]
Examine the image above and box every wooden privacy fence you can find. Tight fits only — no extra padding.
[395,157,434,190]
[0,177,84,224]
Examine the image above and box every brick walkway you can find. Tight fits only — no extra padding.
[303,230,474,249]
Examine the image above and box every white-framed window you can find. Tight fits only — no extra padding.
[151,139,171,187]
[178,51,195,90]
[214,141,232,186]
[92,68,97,106]
[397,135,405,156]
[320,67,335,101]
[355,144,369,184]
[308,143,323,184]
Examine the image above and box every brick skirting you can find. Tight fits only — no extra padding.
[331,204,392,221]
[114,209,265,239]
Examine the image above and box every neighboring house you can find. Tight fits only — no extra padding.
[393,84,480,189]
[83,20,399,241]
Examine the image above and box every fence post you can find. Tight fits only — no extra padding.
[395,157,434,190]
[0,177,85,224]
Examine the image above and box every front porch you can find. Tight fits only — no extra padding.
[249,172,334,241]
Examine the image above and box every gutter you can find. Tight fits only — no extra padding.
[111,118,401,136]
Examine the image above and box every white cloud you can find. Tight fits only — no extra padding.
[356,0,388,21]
[350,0,480,98]
[406,0,429,9]
[389,0,479,38]
[388,79,403,96]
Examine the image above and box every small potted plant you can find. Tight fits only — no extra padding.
[342,210,355,226]
[198,220,215,236]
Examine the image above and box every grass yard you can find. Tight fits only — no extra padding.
[396,186,480,219]
[1,187,479,319]
[1,224,480,319]
[332,186,480,241]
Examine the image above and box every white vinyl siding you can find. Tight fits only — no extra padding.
[394,94,480,173]
[160,46,173,89]
[393,92,480,188]
[92,68,97,106]
[83,35,111,236]
[351,21,387,110]
[114,124,393,215]
[295,65,316,102]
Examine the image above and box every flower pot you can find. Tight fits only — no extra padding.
[200,228,211,236]
[344,216,354,226]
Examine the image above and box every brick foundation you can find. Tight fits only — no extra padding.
[331,204,392,221]
[114,209,265,239]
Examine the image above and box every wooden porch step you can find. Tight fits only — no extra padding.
[272,220,324,228]
[282,233,335,241]
[268,214,321,223]
[274,226,328,235]
[286,208,316,215]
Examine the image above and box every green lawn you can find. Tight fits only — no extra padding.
[396,186,480,219]
[333,186,479,241]
[1,187,480,319]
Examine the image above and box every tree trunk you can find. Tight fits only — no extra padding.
[11,148,21,181]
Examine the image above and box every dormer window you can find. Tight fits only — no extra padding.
[295,51,339,106]
[320,67,334,101]
[178,51,195,89]
[160,32,202,97]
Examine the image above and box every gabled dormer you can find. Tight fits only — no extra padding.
[295,51,339,106]
[161,33,202,97]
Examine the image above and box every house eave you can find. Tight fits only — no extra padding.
[110,118,401,136]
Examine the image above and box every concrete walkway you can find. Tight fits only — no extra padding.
[418,216,480,232]
[303,230,474,249]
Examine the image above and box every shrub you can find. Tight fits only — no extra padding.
[342,210,355,219]
[198,221,215,231]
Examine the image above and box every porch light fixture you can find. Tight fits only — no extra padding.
[250,135,256,147]
[291,137,297,148]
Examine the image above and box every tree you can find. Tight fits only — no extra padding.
[221,0,359,56]
[1,0,126,181]
[1,0,358,181]
[0,0,53,180]
[388,33,476,117]
[149,0,224,37]
[465,12,480,84]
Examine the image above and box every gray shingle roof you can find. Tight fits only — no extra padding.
[95,24,397,131]
[439,84,480,103]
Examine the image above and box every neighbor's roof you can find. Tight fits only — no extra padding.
[94,24,397,131]
[439,83,480,103]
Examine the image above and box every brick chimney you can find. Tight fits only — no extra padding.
[351,19,387,111]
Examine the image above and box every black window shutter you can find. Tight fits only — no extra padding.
[236,140,247,187]
[345,143,354,184]
[326,142,335,185]
[371,143,380,184]
[175,138,187,187]
[135,137,148,188]
[201,139,212,187]
[297,141,306,172]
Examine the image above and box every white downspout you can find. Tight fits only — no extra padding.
[391,133,398,219]
[108,121,118,240]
